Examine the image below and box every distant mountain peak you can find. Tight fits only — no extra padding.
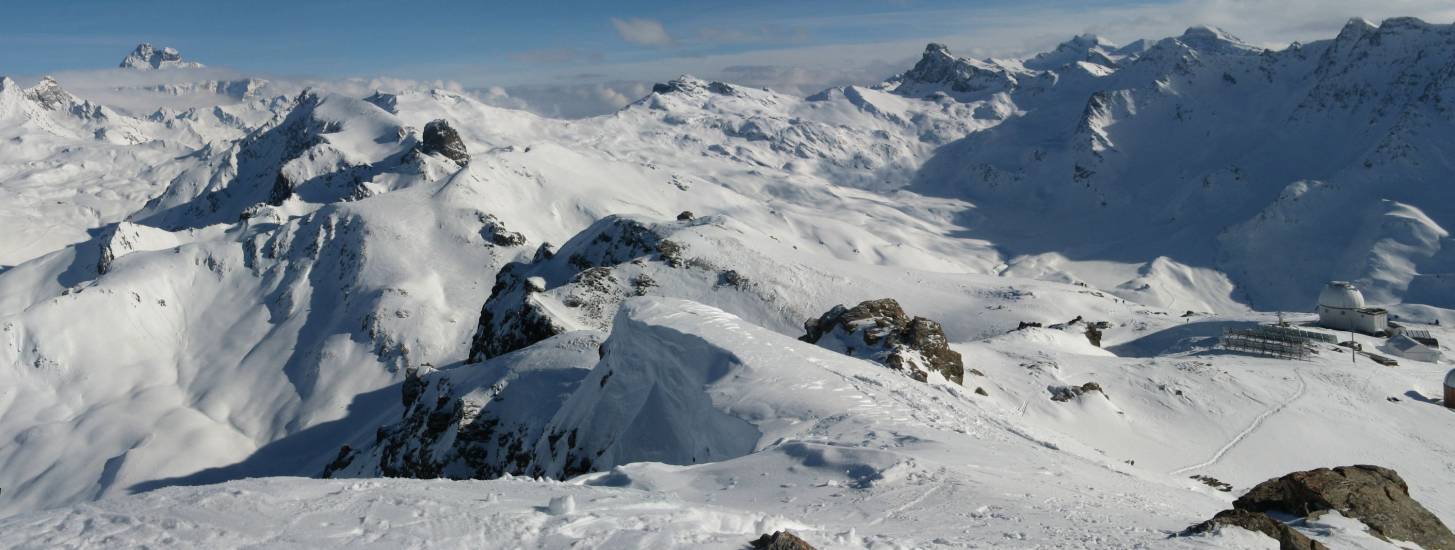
[24,76,74,110]
[1164,25,1260,55]
[886,42,1022,99]
[120,43,203,70]
[1343,17,1377,32]
[1025,33,1121,70]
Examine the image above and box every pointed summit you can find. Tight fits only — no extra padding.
[120,43,203,70]
[24,76,74,111]
[886,42,1020,99]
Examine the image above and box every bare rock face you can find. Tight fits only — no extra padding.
[1183,509,1327,550]
[1234,465,1455,550]
[419,119,470,166]
[801,298,965,384]
[751,530,817,550]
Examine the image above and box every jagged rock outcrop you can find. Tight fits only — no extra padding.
[800,298,965,384]
[417,119,470,166]
[467,216,681,362]
[883,43,1023,99]
[120,43,204,70]
[324,332,602,480]
[1182,509,1327,550]
[1233,465,1455,549]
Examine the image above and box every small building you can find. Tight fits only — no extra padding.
[1316,281,1387,335]
[1446,369,1455,409]
[1386,334,1442,363]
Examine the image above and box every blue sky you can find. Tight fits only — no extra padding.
[4,0,1454,117]
[1,0,1127,77]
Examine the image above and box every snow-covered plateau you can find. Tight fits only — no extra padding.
[2,19,1455,549]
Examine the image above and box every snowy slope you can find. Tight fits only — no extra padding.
[6,299,1447,548]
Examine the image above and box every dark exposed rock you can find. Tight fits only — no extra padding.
[889,43,1020,97]
[974,387,989,396]
[418,119,470,166]
[1234,465,1455,549]
[330,333,600,481]
[801,298,965,385]
[676,210,695,221]
[1192,474,1233,492]
[1049,382,1105,402]
[751,531,817,550]
[1182,509,1327,550]
[477,212,526,247]
[320,445,355,479]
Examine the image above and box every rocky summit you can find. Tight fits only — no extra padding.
[418,119,470,167]
[119,43,203,70]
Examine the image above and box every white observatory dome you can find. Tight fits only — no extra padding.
[1446,369,1455,389]
[1318,281,1365,310]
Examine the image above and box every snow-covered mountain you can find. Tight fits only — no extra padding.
[2,20,1455,549]
[120,43,205,70]
[915,20,1455,315]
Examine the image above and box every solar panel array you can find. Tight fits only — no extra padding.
[1259,325,1338,344]
[1218,326,1313,360]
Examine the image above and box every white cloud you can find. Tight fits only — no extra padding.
[610,17,674,46]
[476,81,651,118]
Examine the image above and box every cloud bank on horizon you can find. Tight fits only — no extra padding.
[4,0,1455,117]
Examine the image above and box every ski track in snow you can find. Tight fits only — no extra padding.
[1168,368,1308,476]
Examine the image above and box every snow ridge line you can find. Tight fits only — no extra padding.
[1168,369,1308,476]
